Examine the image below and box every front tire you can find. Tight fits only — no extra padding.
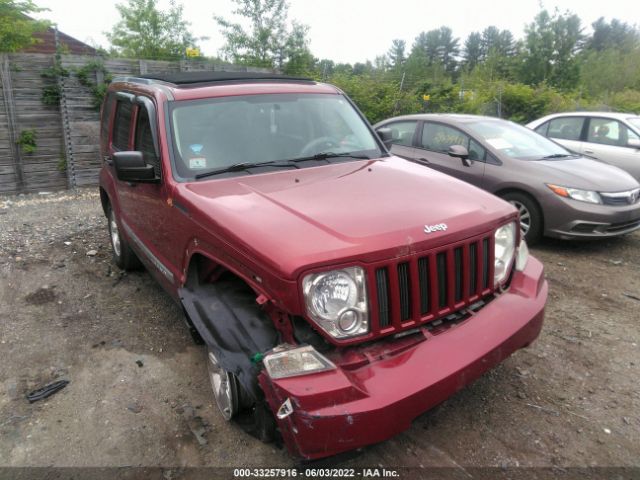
[501,192,543,245]
[106,204,141,270]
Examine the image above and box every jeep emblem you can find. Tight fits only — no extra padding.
[424,223,448,234]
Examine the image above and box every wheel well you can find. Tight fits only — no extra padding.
[494,188,543,223]
[184,253,255,294]
[99,188,109,217]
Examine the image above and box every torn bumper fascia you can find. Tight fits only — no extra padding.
[259,257,547,460]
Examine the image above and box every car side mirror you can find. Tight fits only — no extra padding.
[376,128,393,149]
[113,151,157,183]
[628,138,640,149]
[447,145,472,166]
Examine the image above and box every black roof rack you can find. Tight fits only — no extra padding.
[137,71,314,86]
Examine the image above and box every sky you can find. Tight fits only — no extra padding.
[33,0,639,64]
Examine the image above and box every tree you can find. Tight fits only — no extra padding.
[387,39,406,70]
[106,0,199,60]
[0,0,49,52]
[463,32,482,70]
[519,8,583,90]
[215,0,311,71]
[588,17,640,52]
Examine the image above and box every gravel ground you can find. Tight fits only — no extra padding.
[0,189,639,474]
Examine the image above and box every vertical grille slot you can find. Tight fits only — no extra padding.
[482,238,490,289]
[397,262,411,321]
[376,267,390,327]
[418,257,429,315]
[454,247,463,303]
[469,242,478,294]
[436,252,447,308]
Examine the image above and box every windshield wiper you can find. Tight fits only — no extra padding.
[283,152,372,163]
[541,153,576,159]
[194,160,298,179]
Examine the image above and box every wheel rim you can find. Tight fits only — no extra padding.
[510,200,531,236]
[109,211,121,257]
[207,350,237,421]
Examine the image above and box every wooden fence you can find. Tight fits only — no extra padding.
[0,53,270,194]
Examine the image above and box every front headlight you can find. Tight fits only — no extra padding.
[302,266,369,339]
[546,184,602,204]
[494,222,517,286]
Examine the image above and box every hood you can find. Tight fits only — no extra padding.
[536,157,639,192]
[179,157,516,279]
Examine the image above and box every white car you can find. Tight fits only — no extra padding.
[527,112,640,182]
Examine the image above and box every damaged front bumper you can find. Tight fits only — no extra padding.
[259,257,547,460]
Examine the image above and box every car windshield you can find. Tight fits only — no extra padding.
[168,93,381,179]
[467,119,574,160]
[627,117,640,131]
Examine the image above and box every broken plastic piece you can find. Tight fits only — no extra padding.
[26,380,69,403]
[250,352,264,364]
[276,397,293,419]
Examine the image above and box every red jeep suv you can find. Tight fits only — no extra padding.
[98,72,547,460]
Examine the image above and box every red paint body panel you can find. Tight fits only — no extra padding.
[260,257,547,459]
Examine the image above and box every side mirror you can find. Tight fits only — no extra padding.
[113,151,157,183]
[447,144,469,159]
[627,138,640,149]
[376,128,393,149]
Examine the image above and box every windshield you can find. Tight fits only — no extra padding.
[467,120,574,160]
[169,93,381,179]
[627,117,640,131]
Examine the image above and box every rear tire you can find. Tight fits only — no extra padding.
[106,204,141,271]
[501,192,543,245]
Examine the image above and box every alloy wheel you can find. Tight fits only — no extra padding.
[510,200,531,236]
[207,350,238,421]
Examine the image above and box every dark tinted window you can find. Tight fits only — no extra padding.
[100,93,114,142]
[113,101,133,151]
[386,121,417,146]
[134,107,159,175]
[548,117,584,141]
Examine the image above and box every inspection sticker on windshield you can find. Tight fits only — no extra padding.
[486,138,513,150]
[189,157,207,169]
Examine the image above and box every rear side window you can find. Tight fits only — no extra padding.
[547,117,584,141]
[134,107,159,176]
[100,93,115,142]
[386,121,417,146]
[112,101,133,151]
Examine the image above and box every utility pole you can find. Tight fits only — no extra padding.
[393,71,405,115]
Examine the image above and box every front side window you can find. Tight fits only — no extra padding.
[168,93,381,179]
[467,120,573,160]
[112,101,133,151]
[547,117,584,141]
[588,118,639,146]
[420,123,469,154]
[386,121,417,146]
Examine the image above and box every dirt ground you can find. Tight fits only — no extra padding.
[0,189,639,474]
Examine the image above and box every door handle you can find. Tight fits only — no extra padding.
[584,150,594,154]
[418,157,431,164]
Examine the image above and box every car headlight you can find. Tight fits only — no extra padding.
[515,239,529,271]
[495,222,517,286]
[546,184,602,204]
[302,267,369,339]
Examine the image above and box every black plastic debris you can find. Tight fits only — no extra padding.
[26,380,69,403]
[135,360,144,368]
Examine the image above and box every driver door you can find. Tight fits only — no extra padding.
[416,121,486,188]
